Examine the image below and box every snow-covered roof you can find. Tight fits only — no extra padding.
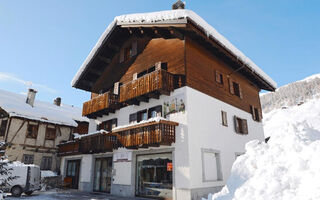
[0,89,88,127]
[71,9,277,90]
[73,129,108,139]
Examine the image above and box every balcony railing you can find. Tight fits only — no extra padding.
[78,133,118,154]
[119,69,175,104]
[113,120,178,149]
[57,141,80,156]
[82,92,119,117]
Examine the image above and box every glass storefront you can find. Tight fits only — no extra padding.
[136,153,173,199]
[93,157,112,193]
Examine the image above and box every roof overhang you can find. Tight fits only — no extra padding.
[72,9,277,92]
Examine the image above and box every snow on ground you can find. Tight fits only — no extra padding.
[205,98,320,200]
[41,170,57,178]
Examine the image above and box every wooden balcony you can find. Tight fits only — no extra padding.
[119,69,175,105]
[78,133,119,154]
[82,92,119,118]
[57,141,80,156]
[113,120,178,149]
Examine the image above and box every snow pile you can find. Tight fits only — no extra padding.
[261,74,320,113]
[112,116,167,131]
[72,9,276,89]
[41,170,57,178]
[73,129,108,139]
[0,89,88,127]
[205,98,320,200]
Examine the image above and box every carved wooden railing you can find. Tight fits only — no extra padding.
[119,70,175,103]
[78,133,118,154]
[82,91,119,117]
[113,120,178,148]
[57,141,79,156]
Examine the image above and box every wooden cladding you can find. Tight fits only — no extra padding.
[113,120,178,148]
[78,133,118,154]
[57,141,79,156]
[119,69,174,103]
[82,92,119,116]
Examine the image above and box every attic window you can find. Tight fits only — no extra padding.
[250,105,262,122]
[229,78,242,98]
[215,71,224,85]
[119,41,138,63]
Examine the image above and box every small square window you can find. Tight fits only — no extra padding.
[215,71,224,85]
[23,154,34,164]
[40,156,52,170]
[234,116,248,135]
[45,127,56,140]
[26,124,38,139]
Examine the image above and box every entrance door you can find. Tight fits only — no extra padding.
[66,160,81,189]
[93,157,113,193]
[136,153,173,199]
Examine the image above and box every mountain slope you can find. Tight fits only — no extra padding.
[205,75,320,200]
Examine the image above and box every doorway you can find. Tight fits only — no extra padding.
[93,157,113,193]
[66,159,81,189]
[136,153,173,199]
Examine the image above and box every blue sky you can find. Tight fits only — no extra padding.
[0,0,319,107]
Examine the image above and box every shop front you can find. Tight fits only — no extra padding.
[136,153,173,199]
[93,157,113,193]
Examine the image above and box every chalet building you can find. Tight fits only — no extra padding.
[58,6,276,200]
[0,88,88,171]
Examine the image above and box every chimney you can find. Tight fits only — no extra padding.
[26,88,37,107]
[54,97,61,106]
[172,0,185,10]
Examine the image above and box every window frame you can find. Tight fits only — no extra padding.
[148,105,162,119]
[23,154,34,164]
[99,118,117,132]
[45,126,56,140]
[221,111,228,127]
[215,71,224,85]
[137,109,148,122]
[201,148,223,182]
[26,123,39,139]
[234,116,248,135]
[40,156,52,170]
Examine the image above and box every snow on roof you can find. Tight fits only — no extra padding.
[0,89,88,127]
[112,116,168,131]
[71,9,277,89]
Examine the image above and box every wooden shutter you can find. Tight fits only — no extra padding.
[241,119,248,134]
[114,82,120,95]
[239,83,243,99]
[250,105,255,120]
[155,62,162,71]
[215,70,221,83]
[119,48,124,63]
[131,41,137,56]
[229,78,234,94]
[234,116,240,133]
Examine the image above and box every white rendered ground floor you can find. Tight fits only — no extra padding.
[60,87,265,200]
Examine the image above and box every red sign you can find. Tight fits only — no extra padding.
[167,162,173,171]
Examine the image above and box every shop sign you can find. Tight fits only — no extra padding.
[113,152,132,162]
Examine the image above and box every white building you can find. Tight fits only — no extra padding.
[59,7,276,200]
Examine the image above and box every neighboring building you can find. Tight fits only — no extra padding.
[0,88,88,172]
[59,6,276,200]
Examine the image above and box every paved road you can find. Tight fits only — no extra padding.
[6,189,150,200]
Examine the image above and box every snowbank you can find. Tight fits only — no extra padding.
[41,170,57,178]
[205,98,320,200]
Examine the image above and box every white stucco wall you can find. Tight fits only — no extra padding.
[185,87,265,189]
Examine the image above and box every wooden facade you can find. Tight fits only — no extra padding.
[58,120,178,155]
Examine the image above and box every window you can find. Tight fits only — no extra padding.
[99,118,117,131]
[215,71,224,85]
[45,127,56,140]
[229,79,242,98]
[202,149,222,182]
[23,154,34,164]
[40,156,52,170]
[26,123,38,139]
[119,41,137,63]
[234,116,248,134]
[250,105,262,122]
[129,113,137,124]
[221,111,228,126]
[137,110,148,122]
[0,119,8,136]
[148,105,162,118]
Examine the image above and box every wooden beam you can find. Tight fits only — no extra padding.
[107,43,120,51]
[137,95,149,103]
[98,56,112,64]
